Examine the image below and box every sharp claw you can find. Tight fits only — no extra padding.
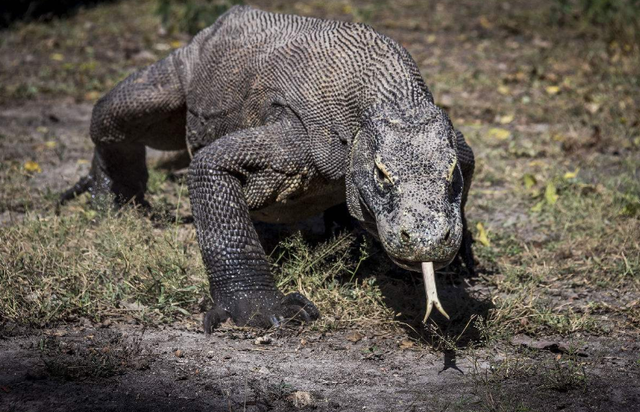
[421,262,450,322]
[59,175,92,205]
[282,292,320,320]
[298,308,311,323]
[203,307,229,335]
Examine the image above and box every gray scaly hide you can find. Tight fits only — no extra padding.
[61,6,475,329]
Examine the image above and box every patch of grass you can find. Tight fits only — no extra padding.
[156,0,244,35]
[553,0,640,45]
[470,355,537,412]
[271,232,397,330]
[0,186,399,330]
[0,0,172,105]
[0,205,207,326]
[541,352,588,392]
[0,161,39,213]
[470,347,589,411]
[472,158,640,339]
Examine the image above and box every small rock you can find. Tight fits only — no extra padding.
[254,336,272,345]
[399,339,414,349]
[174,349,184,358]
[288,391,314,408]
[346,331,363,343]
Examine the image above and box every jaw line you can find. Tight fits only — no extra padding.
[388,255,452,272]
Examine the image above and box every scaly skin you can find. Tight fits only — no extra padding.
[61,6,475,329]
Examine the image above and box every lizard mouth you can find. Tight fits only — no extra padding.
[389,256,452,272]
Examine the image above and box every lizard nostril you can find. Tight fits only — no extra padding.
[400,230,411,244]
[443,229,451,242]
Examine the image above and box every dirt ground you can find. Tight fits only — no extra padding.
[1,0,639,411]
[0,324,638,412]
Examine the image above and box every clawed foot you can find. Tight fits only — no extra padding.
[59,173,149,211]
[59,148,148,208]
[203,292,320,334]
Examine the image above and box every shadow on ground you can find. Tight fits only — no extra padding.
[0,0,117,29]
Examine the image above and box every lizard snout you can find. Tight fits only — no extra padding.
[399,227,451,246]
[380,214,462,272]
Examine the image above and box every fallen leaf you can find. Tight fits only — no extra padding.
[545,182,558,205]
[531,199,545,213]
[24,161,41,173]
[497,85,510,95]
[479,15,493,30]
[36,126,48,133]
[154,43,171,51]
[476,222,490,246]
[528,160,546,168]
[85,91,101,101]
[498,114,514,124]
[585,103,600,114]
[45,141,57,149]
[487,128,511,140]
[545,85,560,95]
[523,173,537,189]
[170,40,183,48]
[77,159,90,165]
[563,168,579,180]
[426,34,437,44]
[50,53,64,61]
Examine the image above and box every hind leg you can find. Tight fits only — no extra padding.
[61,54,187,206]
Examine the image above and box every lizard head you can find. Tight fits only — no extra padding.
[347,102,464,272]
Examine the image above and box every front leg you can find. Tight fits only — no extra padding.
[189,115,320,331]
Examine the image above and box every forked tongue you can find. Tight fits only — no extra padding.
[421,262,450,322]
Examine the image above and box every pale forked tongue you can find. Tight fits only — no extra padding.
[421,262,450,322]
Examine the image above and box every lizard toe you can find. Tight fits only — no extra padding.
[203,306,230,335]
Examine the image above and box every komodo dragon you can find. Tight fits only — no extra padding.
[61,5,475,330]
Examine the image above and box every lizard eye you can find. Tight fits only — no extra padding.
[374,161,393,188]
